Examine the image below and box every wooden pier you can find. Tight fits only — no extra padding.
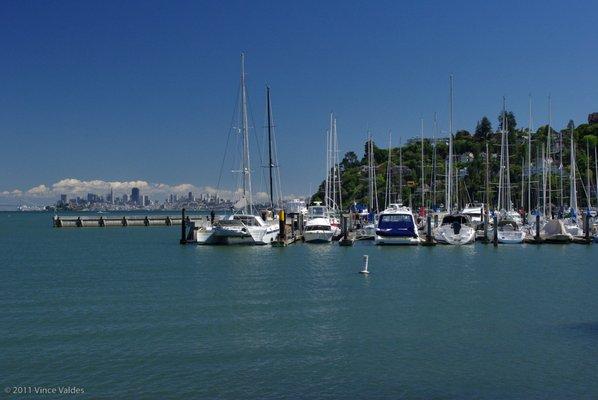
[52,215,208,228]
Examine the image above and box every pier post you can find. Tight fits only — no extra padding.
[180,208,187,244]
[535,214,540,241]
[584,211,590,240]
[482,211,489,243]
[278,210,286,242]
[493,214,498,247]
[339,214,354,246]
[426,215,432,242]
[420,214,436,246]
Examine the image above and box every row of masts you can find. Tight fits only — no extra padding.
[371,79,596,218]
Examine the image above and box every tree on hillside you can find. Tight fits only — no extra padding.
[474,117,493,140]
[455,130,472,140]
[567,120,575,131]
[341,151,359,170]
[497,111,517,133]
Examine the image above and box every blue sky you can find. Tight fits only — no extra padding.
[1,0,597,202]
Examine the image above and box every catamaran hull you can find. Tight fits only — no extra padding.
[211,226,279,245]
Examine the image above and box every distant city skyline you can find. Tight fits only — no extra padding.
[1,1,597,202]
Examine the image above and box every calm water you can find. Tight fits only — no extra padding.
[2,212,598,399]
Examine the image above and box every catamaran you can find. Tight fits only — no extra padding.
[195,54,279,245]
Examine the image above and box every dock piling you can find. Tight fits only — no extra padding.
[180,208,187,244]
[483,211,489,243]
[493,214,498,246]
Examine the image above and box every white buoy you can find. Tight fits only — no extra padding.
[359,255,370,274]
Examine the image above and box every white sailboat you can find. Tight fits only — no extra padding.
[563,126,583,236]
[304,114,342,243]
[196,54,279,245]
[433,75,476,245]
[361,132,378,239]
[495,98,525,243]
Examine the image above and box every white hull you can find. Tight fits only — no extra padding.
[375,235,420,245]
[497,230,525,244]
[303,230,334,243]
[434,225,476,245]
[213,225,279,245]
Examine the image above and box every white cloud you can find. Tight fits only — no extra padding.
[26,185,51,196]
[0,178,308,203]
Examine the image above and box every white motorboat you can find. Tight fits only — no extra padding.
[375,204,420,245]
[434,214,476,245]
[303,203,340,243]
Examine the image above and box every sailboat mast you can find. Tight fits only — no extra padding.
[432,112,437,208]
[595,145,598,208]
[570,126,577,212]
[368,132,374,211]
[384,130,392,210]
[498,98,506,211]
[485,141,490,209]
[528,94,532,214]
[420,118,425,209]
[521,158,525,210]
[542,145,547,218]
[399,139,403,203]
[447,75,454,213]
[334,117,342,210]
[240,53,252,214]
[559,116,564,211]
[266,86,274,208]
[587,138,591,209]
[505,100,512,212]
[325,114,332,209]
[546,94,552,218]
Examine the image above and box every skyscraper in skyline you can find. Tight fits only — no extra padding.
[131,187,140,205]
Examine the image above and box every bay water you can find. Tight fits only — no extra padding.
[2,212,597,399]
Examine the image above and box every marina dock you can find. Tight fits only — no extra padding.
[52,214,208,228]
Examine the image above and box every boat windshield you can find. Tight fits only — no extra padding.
[308,207,327,217]
[232,215,261,226]
[379,214,412,223]
[305,225,331,231]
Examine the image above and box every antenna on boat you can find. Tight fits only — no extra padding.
[359,255,370,274]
